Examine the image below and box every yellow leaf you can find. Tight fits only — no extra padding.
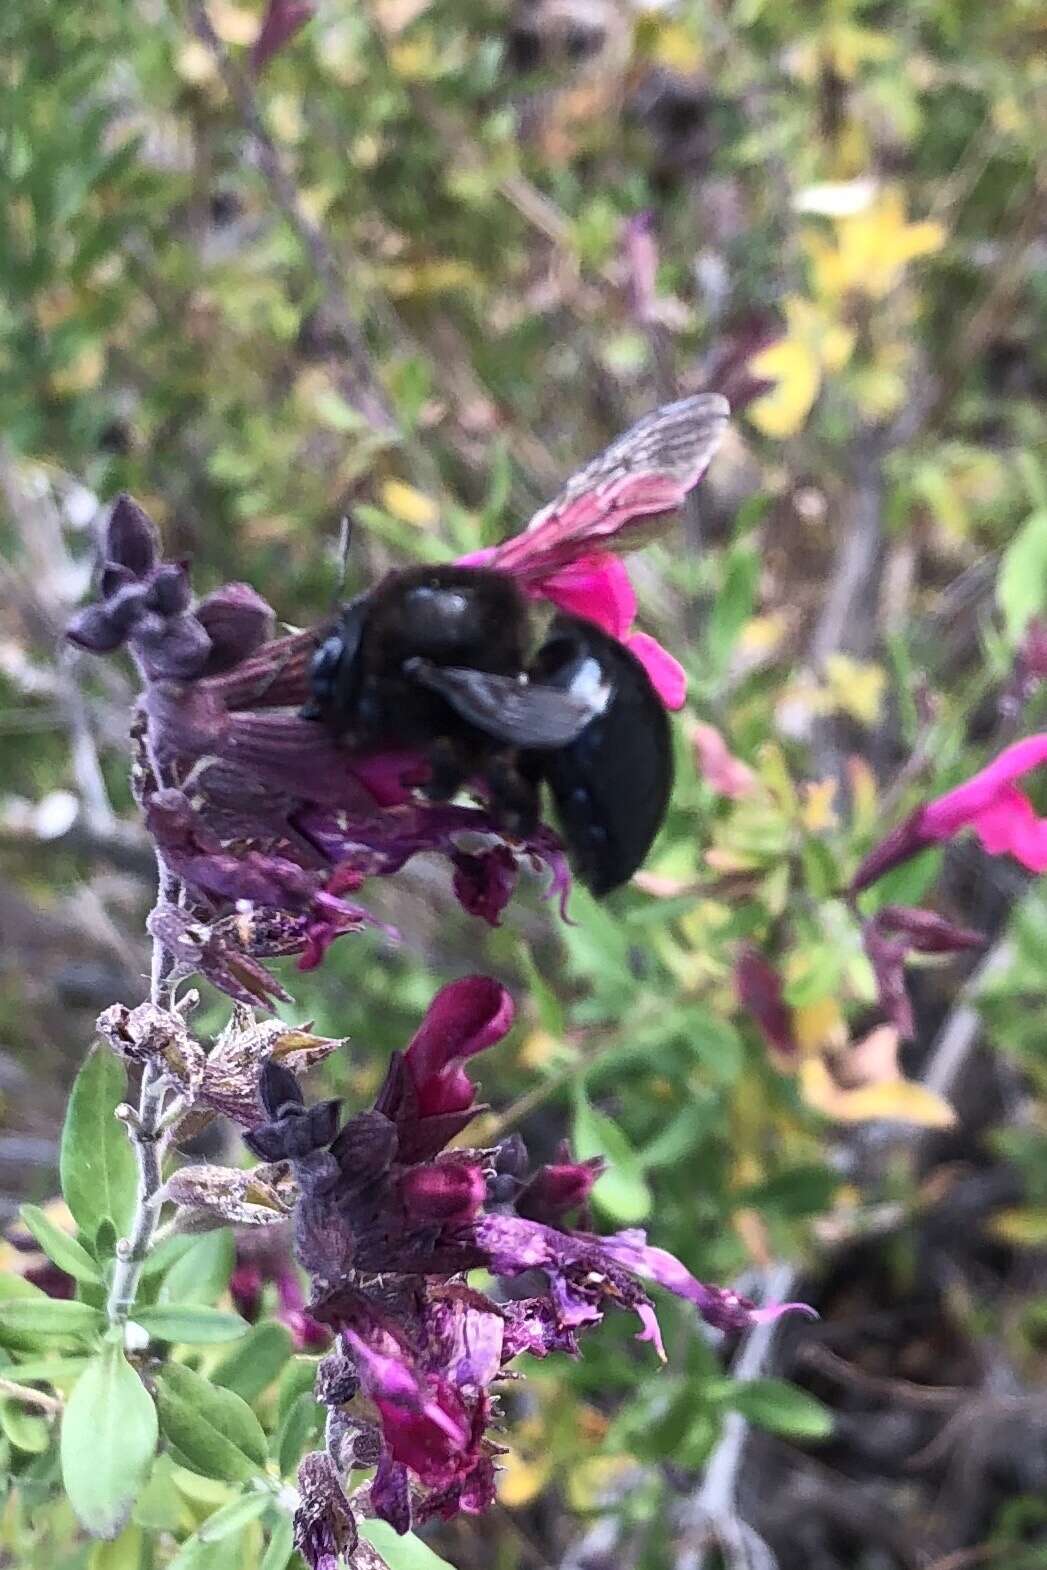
[385,259,480,298]
[498,1449,552,1507]
[823,655,886,727]
[567,1456,640,1513]
[650,22,703,73]
[747,337,821,439]
[175,39,219,85]
[380,480,438,528]
[988,1208,1047,1247]
[847,756,879,834]
[518,1029,557,1070]
[800,778,839,832]
[739,613,789,658]
[208,0,259,46]
[268,94,304,144]
[808,189,946,302]
[748,296,855,438]
[51,344,105,395]
[802,1059,956,1127]
[792,996,846,1056]
[388,35,438,78]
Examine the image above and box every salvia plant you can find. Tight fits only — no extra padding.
[0,399,824,1570]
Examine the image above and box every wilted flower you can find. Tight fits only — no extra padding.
[862,905,984,1040]
[239,975,812,1539]
[294,1451,358,1570]
[734,945,798,1064]
[852,733,1047,892]
[68,398,728,1002]
[251,0,314,73]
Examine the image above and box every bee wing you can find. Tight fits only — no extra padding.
[486,393,729,579]
[406,659,607,748]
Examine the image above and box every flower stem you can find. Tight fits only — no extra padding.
[106,860,178,1328]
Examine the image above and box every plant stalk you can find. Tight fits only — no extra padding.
[105,861,178,1327]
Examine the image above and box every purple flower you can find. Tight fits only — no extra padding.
[254,978,814,1533]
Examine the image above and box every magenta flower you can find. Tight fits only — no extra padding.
[243,975,813,1542]
[68,398,726,1002]
[852,734,1047,892]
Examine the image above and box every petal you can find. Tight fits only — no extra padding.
[105,494,160,576]
[625,631,687,710]
[693,721,756,799]
[451,846,518,926]
[400,1161,487,1224]
[404,976,515,1115]
[66,603,125,653]
[531,554,636,639]
[921,734,1047,837]
[196,582,277,675]
[596,1229,817,1333]
[971,786,1047,872]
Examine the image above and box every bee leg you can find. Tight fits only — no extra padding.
[484,751,541,837]
[421,735,471,802]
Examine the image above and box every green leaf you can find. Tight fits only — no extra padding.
[0,1397,51,1453]
[155,1362,268,1483]
[133,1456,193,1533]
[89,1524,145,1570]
[359,1520,458,1570]
[272,1389,323,1478]
[727,1378,834,1440]
[0,1274,52,1354]
[18,1204,102,1285]
[198,1491,272,1541]
[705,543,759,680]
[1,1355,90,1383]
[0,1298,104,1344]
[160,1230,234,1307]
[260,1511,294,1570]
[212,1323,293,1404]
[139,1233,197,1281]
[133,1305,248,1345]
[998,506,1047,644]
[571,1089,652,1225]
[60,1047,137,1242]
[60,1339,158,1539]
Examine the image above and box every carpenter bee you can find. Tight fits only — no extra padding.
[302,563,671,897]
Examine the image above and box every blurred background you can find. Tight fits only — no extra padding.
[1,0,1045,1566]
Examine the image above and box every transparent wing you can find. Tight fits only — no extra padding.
[406,659,606,748]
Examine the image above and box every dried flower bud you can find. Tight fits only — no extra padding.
[294,1451,357,1570]
[156,1163,291,1229]
[96,1000,205,1096]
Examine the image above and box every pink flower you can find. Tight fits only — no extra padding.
[852,734,1047,891]
[693,722,757,798]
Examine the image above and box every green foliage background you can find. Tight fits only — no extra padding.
[0,0,1045,1566]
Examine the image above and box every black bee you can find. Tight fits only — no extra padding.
[303,563,671,896]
